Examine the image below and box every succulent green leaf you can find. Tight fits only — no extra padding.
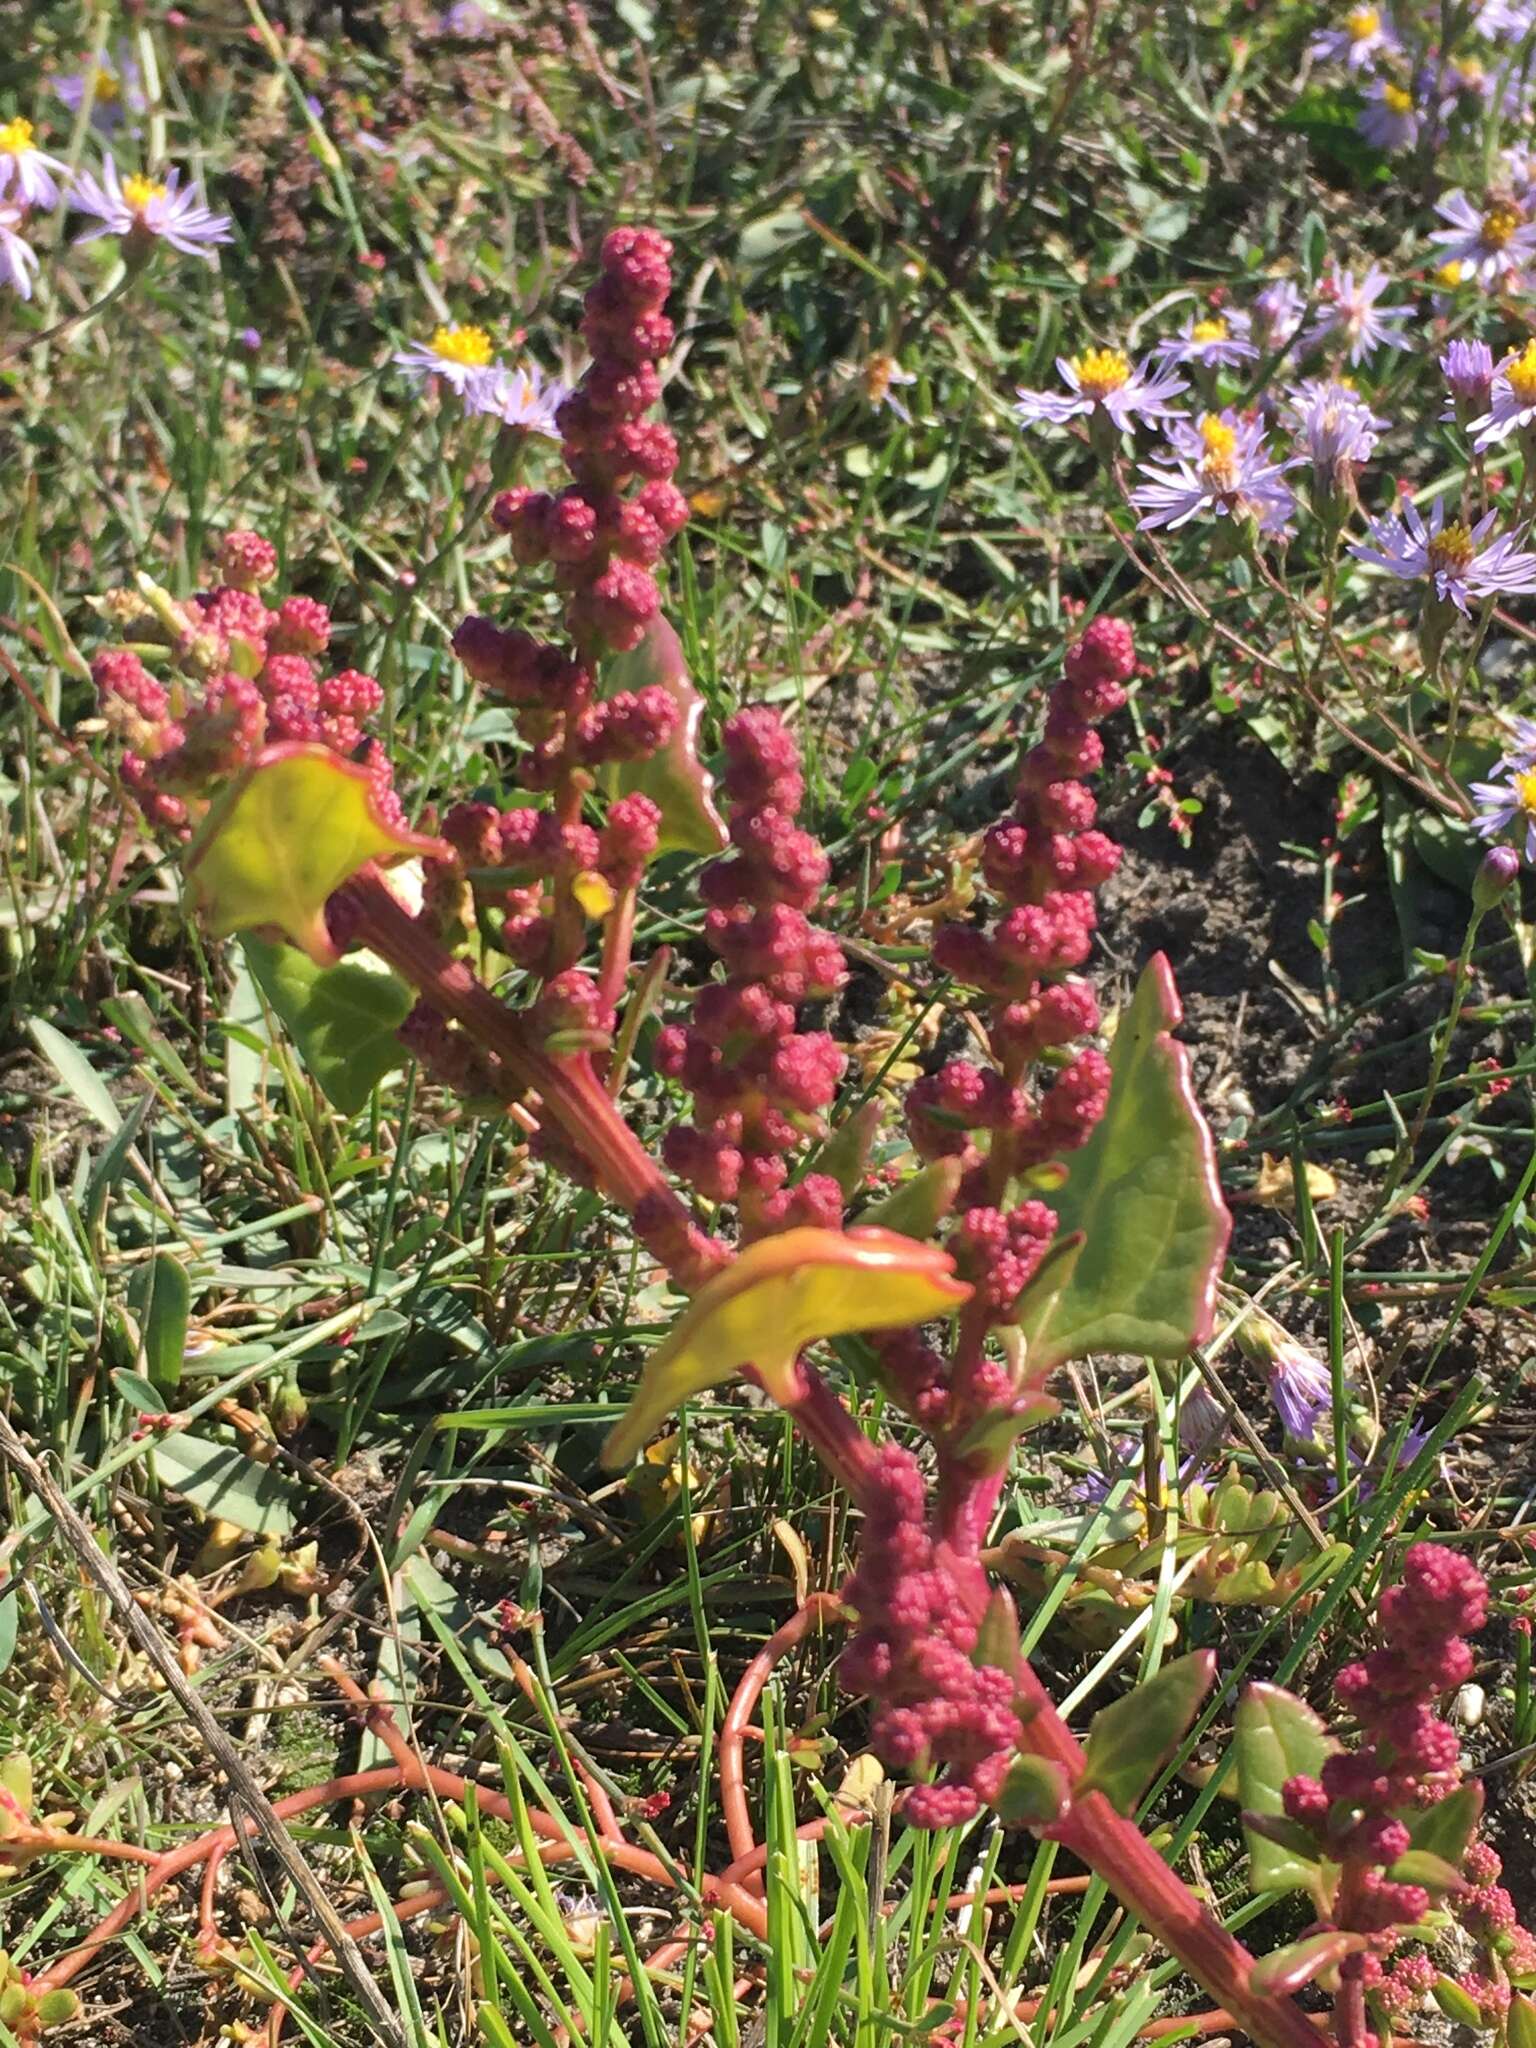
[1235,1682,1338,1893]
[992,1754,1067,1827]
[1387,1850,1465,1894]
[127,1251,191,1396]
[1407,1779,1482,1865]
[185,742,445,965]
[603,619,727,855]
[35,1989,82,2028]
[244,935,413,1114]
[1509,1993,1536,2048]
[1433,1975,1486,2026]
[1249,1931,1365,1997]
[1037,955,1229,1363]
[1078,1650,1215,1815]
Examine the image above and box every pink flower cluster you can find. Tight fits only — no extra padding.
[911,617,1131,1215]
[93,531,400,833]
[656,708,849,1235]
[441,230,689,992]
[839,1445,1025,1828]
[1279,1545,1536,2024]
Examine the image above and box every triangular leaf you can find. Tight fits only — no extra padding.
[243,936,413,1115]
[185,742,446,964]
[992,1754,1067,1827]
[1078,1650,1215,1815]
[601,1226,969,1467]
[1234,1682,1338,1894]
[1387,1850,1465,1895]
[1407,1780,1482,1865]
[603,619,726,856]
[1434,1975,1486,2026]
[860,1158,963,1237]
[1038,955,1229,1361]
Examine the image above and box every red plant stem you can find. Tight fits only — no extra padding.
[720,1595,846,1884]
[596,882,639,1020]
[502,1644,627,1842]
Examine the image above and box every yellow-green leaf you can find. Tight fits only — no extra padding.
[185,742,445,965]
[602,619,727,856]
[601,1226,969,1467]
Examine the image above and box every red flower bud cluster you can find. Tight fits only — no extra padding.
[658,707,848,1235]
[839,1445,1024,1828]
[93,539,401,836]
[914,617,1129,1208]
[487,227,686,663]
[1275,1545,1536,2025]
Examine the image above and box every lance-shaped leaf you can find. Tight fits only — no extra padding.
[244,936,414,1114]
[1036,955,1229,1363]
[603,618,727,856]
[601,1226,969,1468]
[1235,1682,1338,1894]
[185,742,447,966]
[1407,1779,1482,1865]
[1250,1931,1366,1997]
[1077,1650,1216,1815]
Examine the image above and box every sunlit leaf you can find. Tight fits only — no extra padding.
[185,742,446,965]
[127,1252,190,1396]
[1408,1780,1482,1865]
[993,1754,1067,1827]
[1078,1650,1215,1815]
[243,936,413,1114]
[1250,1931,1365,1997]
[1038,954,1229,1363]
[1235,1682,1338,1894]
[603,619,727,855]
[601,1226,969,1467]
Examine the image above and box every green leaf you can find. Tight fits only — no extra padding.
[127,1252,190,1395]
[1434,1975,1486,2026]
[27,1016,122,1135]
[1234,1683,1337,1894]
[1250,1931,1364,1997]
[1038,956,1229,1362]
[1509,1993,1536,2048]
[860,1158,963,1237]
[34,1988,81,2028]
[113,1369,167,1413]
[185,741,445,964]
[972,1587,1019,1673]
[602,620,727,856]
[1078,1650,1215,1815]
[809,1100,884,1200]
[992,1754,1067,1827]
[149,1431,304,1536]
[1387,1850,1464,1895]
[243,936,413,1115]
[1407,1779,1482,1865]
[1013,1230,1085,1356]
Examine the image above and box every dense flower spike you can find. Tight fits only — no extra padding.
[661,707,848,1233]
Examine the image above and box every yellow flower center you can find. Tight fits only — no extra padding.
[122,173,167,211]
[1348,7,1380,36]
[1437,258,1467,288]
[1482,202,1523,250]
[0,117,35,155]
[1456,58,1484,84]
[1070,346,1131,398]
[91,68,123,104]
[1383,83,1413,114]
[1517,768,1536,816]
[1200,414,1238,459]
[1191,317,1229,344]
[1506,339,1536,402]
[1428,521,1476,574]
[429,323,494,368]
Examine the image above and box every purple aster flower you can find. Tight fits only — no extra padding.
[1350,1417,1437,1500]
[1470,753,1536,861]
[1440,338,1496,421]
[70,157,232,262]
[0,118,68,209]
[1468,340,1536,449]
[1154,310,1258,368]
[1358,77,1421,150]
[1303,265,1412,364]
[1131,410,1296,536]
[463,361,566,437]
[0,203,39,299]
[1069,1437,1140,1506]
[1428,189,1536,288]
[1251,279,1307,353]
[1501,145,1536,211]
[393,322,498,393]
[1310,5,1401,68]
[1285,379,1387,495]
[1178,1384,1228,1460]
[1481,0,1536,35]
[437,0,496,28]
[1267,1339,1334,1441]
[1015,346,1188,432]
[1349,496,1536,612]
[55,47,146,133]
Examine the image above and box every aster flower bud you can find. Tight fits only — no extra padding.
[1474,843,1520,909]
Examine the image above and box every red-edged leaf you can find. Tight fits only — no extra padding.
[603,618,727,856]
